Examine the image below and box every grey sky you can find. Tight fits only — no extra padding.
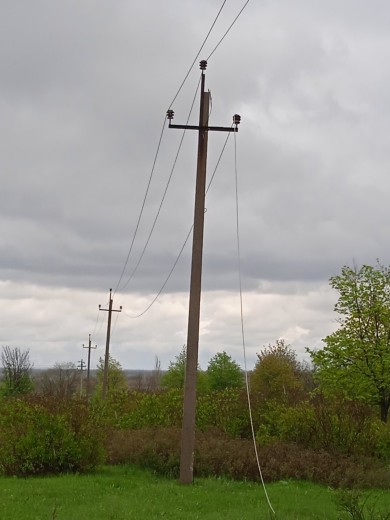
[1,1,390,369]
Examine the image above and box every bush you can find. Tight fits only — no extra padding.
[0,397,104,476]
[104,427,390,488]
[196,388,250,437]
[255,396,389,459]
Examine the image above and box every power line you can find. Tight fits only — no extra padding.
[118,75,202,293]
[113,0,234,298]
[207,1,251,61]
[113,118,167,296]
[123,130,233,319]
[168,0,227,109]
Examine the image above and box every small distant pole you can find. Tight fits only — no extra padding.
[77,359,86,397]
[99,289,122,400]
[83,334,97,399]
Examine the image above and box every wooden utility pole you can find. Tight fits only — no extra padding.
[99,289,122,400]
[83,334,97,399]
[167,60,240,484]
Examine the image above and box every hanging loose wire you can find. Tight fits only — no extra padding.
[123,130,232,319]
[168,0,227,109]
[234,132,276,517]
[207,0,251,61]
[118,75,202,294]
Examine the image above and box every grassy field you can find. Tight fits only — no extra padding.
[1,465,390,520]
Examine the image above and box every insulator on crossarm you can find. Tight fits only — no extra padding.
[166,109,174,121]
[233,114,241,126]
[199,60,207,70]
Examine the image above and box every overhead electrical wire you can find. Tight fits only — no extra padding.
[113,118,167,297]
[112,0,248,300]
[233,132,276,516]
[117,75,202,294]
[123,130,233,319]
[168,0,227,109]
[90,297,110,346]
[207,0,251,61]
[113,0,228,298]
[103,0,252,341]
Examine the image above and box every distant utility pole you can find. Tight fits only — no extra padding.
[83,334,97,399]
[99,288,122,400]
[167,60,240,484]
[77,359,86,397]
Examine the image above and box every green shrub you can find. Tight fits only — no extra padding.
[105,427,390,488]
[196,388,250,437]
[255,396,385,458]
[0,397,104,476]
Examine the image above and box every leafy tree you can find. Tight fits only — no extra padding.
[206,351,243,391]
[162,346,186,389]
[161,346,208,392]
[95,355,127,399]
[250,339,305,405]
[1,346,33,396]
[308,263,390,422]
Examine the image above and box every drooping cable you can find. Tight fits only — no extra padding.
[118,75,202,293]
[110,311,121,343]
[91,297,110,346]
[124,131,232,319]
[207,0,251,61]
[91,308,101,341]
[124,225,193,319]
[168,0,227,109]
[113,117,167,297]
[234,132,276,516]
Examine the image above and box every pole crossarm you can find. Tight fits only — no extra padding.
[168,123,237,133]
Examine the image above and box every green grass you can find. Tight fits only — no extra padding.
[0,465,390,520]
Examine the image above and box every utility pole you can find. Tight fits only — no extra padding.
[83,334,97,399]
[167,60,240,484]
[99,288,122,400]
[77,359,86,397]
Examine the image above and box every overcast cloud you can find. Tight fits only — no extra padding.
[1,0,390,370]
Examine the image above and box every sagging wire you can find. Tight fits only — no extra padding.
[123,130,233,319]
[113,117,167,297]
[118,74,202,293]
[234,131,276,517]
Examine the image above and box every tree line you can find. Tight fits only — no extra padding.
[1,261,390,483]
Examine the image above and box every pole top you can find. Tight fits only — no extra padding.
[199,60,207,70]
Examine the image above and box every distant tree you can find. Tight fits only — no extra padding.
[308,263,390,422]
[206,351,243,391]
[36,362,78,399]
[95,355,127,399]
[146,355,162,391]
[161,346,208,392]
[1,346,33,396]
[251,340,305,405]
[161,346,186,389]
